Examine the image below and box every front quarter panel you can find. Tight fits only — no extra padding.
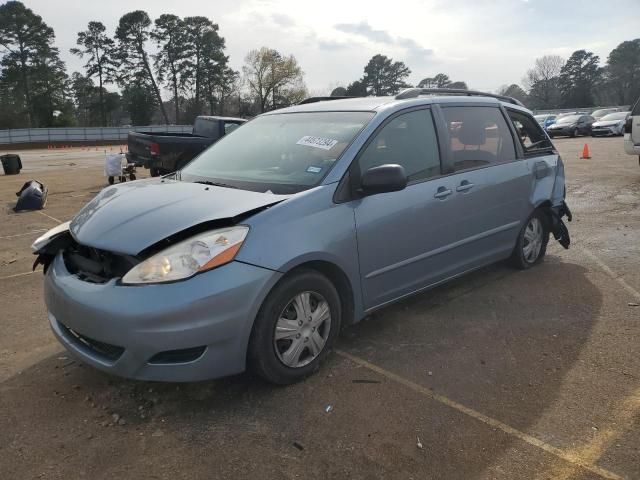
[236,185,365,321]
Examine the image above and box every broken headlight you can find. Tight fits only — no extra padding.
[121,226,249,285]
[31,221,71,253]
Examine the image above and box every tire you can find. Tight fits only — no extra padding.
[248,269,341,384]
[129,173,136,181]
[150,167,161,177]
[108,176,114,185]
[509,209,550,270]
[119,176,126,183]
[571,128,578,138]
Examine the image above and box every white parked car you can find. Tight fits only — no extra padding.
[591,112,630,137]
[624,98,640,164]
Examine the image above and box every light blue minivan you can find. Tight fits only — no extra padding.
[34,89,572,384]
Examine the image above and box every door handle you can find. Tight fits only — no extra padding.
[434,187,453,199]
[456,181,474,192]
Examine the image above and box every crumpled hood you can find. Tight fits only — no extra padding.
[70,178,288,255]
[592,120,622,127]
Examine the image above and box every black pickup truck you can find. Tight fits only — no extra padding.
[127,116,246,176]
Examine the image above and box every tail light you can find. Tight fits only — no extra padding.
[624,117,633,134]
[149,143,160,156]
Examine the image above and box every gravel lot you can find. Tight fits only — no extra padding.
[1,137,638,480]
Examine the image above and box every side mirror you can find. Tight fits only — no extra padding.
[360,164,407,196]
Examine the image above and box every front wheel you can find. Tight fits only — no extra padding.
[248,270,341,384]
[150,167,161,177]
[571,128,578,138]
[510,210,549,270]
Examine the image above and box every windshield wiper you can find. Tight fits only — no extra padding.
[193,180,239,189]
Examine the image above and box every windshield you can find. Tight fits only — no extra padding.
[600,112,628,121]
[556,115,581,124]
[181,111,374,194]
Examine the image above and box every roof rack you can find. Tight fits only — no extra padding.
[395,88,524,107]
[298,96,358,105]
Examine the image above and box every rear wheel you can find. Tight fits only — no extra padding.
[150,167,161,177]
[107,176,114,185]
[510,210,549,269]
[248,269,341,384]
[571,128,578,138]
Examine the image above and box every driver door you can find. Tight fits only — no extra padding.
[351,108,461,309]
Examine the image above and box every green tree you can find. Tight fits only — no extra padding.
[70,21,117,126]
[418,73,451,88]
[605,39,640,105]
[116,10,168,124]
[330,86,347,97]
[31,49,73,126]
[362,54,411,96]
[200,29,230,116]
[183,17,224,115]
[417,73,467,90]
[345,80,367,96]
[122,77,157,125]
[498,84,528,105]
[152,14,188,123]
[559,50,602,107]
[448,81,468,90]
[70,72,122,126]
[243,47,305,112]
[0,1,61,127]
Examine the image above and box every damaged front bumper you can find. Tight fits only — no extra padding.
[549,201,572,249]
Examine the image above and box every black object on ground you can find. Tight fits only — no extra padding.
[1,154,22,175]
[14,180,48,211]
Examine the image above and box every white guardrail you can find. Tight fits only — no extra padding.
[0,125,193,145]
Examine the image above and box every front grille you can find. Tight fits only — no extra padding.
[63,240,138,283]
[58,321,125,361]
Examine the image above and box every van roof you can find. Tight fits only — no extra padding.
[270,92,530,115]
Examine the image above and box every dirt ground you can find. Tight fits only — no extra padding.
[1,137,639,480]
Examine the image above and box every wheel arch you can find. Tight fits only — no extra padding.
[281,260,357,329]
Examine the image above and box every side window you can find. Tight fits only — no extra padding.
[441,106,516,172]
[506,109,553,156]
[358,109,441,182]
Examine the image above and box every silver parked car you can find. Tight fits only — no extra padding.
[33,89,572,384]
[591,112,630,136]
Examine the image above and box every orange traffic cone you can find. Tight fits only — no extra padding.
[580,144,591,159]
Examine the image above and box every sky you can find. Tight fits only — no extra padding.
[21,0,640,95]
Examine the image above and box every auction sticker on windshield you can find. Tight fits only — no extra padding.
[296,136,338,150]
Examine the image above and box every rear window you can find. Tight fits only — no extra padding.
[556,115,580,124]
[224,121,244,134]
[193,118,219,138]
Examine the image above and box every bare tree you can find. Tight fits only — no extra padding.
[243,47,304,112]
[71,21,117,126]
[525,55,564,109]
